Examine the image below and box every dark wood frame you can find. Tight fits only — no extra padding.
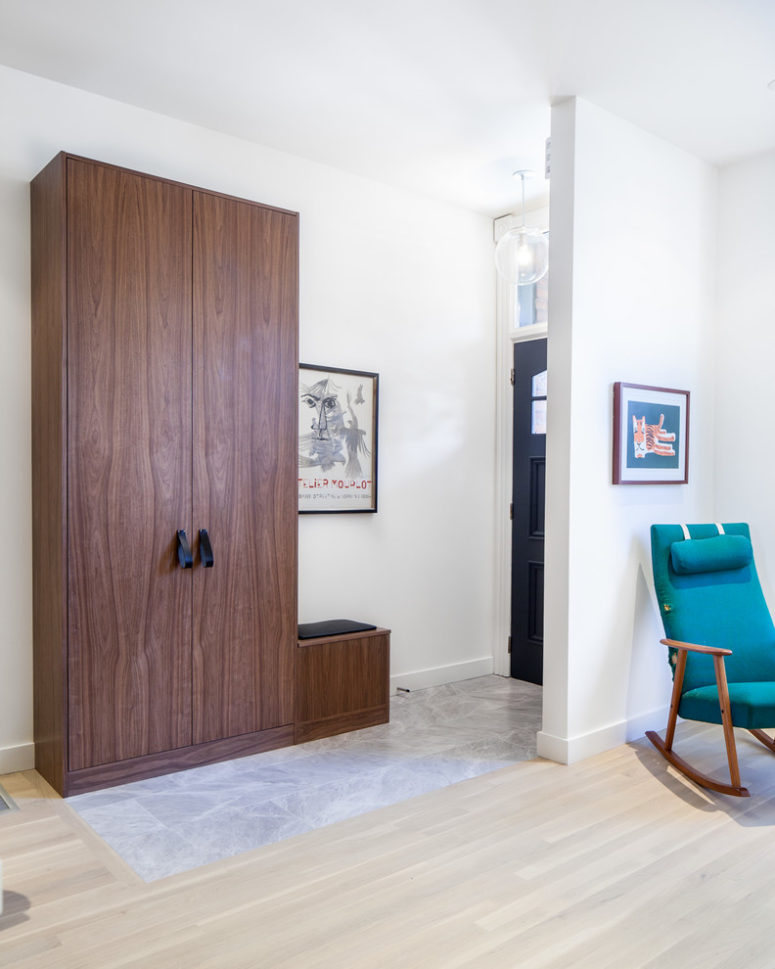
[646,638,775,797]
[612,382,689,485]
[298,364,379,513]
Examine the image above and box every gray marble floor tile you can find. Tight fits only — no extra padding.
[67,674,541,882]
[175,799,314,861]
[105,825,204,882]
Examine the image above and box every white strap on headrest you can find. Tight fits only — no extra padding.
[679,523,725,539]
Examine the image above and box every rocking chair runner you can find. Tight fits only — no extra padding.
[648,522,775,797]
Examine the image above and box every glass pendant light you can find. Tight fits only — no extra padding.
[494,170,548,286]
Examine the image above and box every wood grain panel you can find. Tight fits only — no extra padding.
[192,192,298,744]
[64,725,294,795]
[66,159,194,770]
[294,707,390,745]
[295,631,390,726]
[30,153,68,793]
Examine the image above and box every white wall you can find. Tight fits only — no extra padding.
[715,150,775,602]
[0,64,496,770]
[539,98,718,763]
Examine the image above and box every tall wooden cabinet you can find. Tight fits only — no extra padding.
[31,154,298,795]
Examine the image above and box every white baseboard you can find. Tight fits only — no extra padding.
[0,743,34,775]
[390,656,495,695]
[537,706,669,765]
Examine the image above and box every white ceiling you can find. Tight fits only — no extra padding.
[1,0,774,216]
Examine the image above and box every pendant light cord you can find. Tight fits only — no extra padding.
[520,172,526,228]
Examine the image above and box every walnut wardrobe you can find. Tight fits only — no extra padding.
[31,154,299,796]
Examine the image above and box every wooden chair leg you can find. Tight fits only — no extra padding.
[645,648,750,797]
[713,655,742,790]
[749,729,775,754]
[663,650,686,751]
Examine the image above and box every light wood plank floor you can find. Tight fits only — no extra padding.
[1,724,775,968]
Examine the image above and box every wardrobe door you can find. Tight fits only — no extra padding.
[192,192,298,744]
[67,160,194,770]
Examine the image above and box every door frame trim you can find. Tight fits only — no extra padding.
[493,214,548,676]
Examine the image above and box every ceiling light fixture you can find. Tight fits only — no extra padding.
[494,170,548,286]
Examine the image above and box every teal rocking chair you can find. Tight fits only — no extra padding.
[648,522,775,797]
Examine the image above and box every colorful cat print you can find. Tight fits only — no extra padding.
[632,414,676,458]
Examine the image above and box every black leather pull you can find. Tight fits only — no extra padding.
[177,530,193,569]
[199,529,214,568]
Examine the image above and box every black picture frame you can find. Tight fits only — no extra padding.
[298,364,379,513]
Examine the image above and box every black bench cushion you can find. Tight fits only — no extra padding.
[298,619,378,640]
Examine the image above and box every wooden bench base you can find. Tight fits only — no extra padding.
[295,628,390,744]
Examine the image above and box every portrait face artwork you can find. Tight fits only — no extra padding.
[298,365,378,512]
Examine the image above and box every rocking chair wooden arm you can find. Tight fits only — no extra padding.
[651,635,746,795]
[660,638,732,657]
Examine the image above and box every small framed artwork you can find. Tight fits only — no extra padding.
[612,382,690,485]
[298,364,379,513]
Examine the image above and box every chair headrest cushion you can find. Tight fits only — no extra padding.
[670,534,753,575]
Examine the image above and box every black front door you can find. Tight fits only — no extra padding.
[510,338,546,684]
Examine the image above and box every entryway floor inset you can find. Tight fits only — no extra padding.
[67,675,542,881]
[0,783,18,812]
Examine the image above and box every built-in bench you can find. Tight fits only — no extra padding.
[295,621,391,743]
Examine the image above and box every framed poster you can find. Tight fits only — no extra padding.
[298,364,379,513]
[612,382,689,484]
